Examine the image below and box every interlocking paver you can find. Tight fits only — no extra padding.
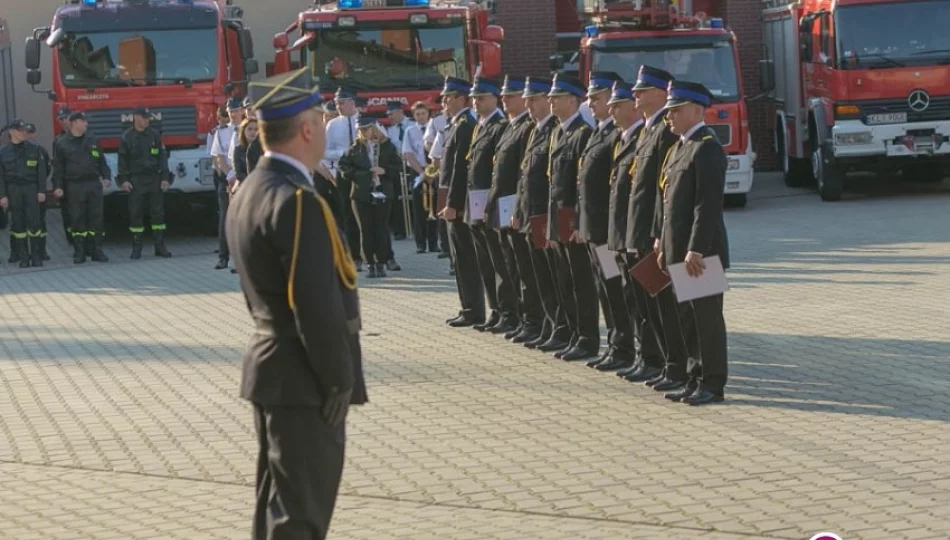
[0,174,948,539]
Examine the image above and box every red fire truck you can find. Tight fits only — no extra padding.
[762,0,950,201]
[23,0,257,217]
[575,0,756,207]
[268,0,503,121]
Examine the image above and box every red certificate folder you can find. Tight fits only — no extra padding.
[630,251,672,297]
[436,186,464,219]
[528,214,548,249]
[556,207,575,242]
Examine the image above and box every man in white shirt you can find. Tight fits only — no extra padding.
[209,97,245,270]
[385,102,412,242]
[403,102,438,253]
[322,88,363,270]
[425,112,453,260]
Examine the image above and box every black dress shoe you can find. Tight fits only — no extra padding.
[625,366,662,383]
[474,312,501,332]
[596,356,634,371]
[665,383,699,402]
[386,259,401,271]
[537,338,569,352]
[437,251,450,259]
[489,317,518,335]
[503,323,525,339]
[645,372,668,387]
[513,328,541,344]
[416,247,426,254]
[446,314,464,324]
[449,317,483,328]
[652,378,688,392]
[683,389,725,406]
[615,361,641,377]
[356,260,364,272]
[561,346,597,361]
[214,258,228,270]
[587,347,614,368]
[553,341,576,358]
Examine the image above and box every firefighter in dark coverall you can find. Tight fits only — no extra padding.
[52,111,112,264]
[0,120,48,267]
[118,106,172,259]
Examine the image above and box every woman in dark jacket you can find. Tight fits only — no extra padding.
[339,118,403,278]
[232,117,258,184]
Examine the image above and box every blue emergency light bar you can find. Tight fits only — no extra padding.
[338,0,429,8]
[709,17,724,28]
[82,0,97,4]
[584,25,599,37]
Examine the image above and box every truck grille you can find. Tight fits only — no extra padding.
[83,105,197,139]
[856,96,950,123]
[707,124,732,146]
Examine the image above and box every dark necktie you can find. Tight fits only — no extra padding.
[348,117,354,145]
[398,123,405,143]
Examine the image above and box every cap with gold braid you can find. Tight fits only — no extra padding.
[248,68,324,122]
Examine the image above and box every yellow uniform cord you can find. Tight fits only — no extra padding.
[658,144,677,193]
[288,188,304,312]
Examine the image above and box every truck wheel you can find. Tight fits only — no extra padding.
[779,129,813,187]
[724,194,747,208]
[903,163,945,183]
[813,145,843,202]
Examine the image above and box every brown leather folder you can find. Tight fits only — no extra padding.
[437,185,449,213]
[630,251,672,297]
[528,214,548,249]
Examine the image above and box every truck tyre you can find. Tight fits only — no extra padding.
[724,194,747,208]
[778,127,813,187]
[813,144,843,202]
[903,163,945,183]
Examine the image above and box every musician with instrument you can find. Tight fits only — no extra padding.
[340,117,403,278]
[403,102,439,253]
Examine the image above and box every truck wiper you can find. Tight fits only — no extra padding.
[85,76,134,89]
[150,77,194,88]
[853,53,905,68]
[909,48,950,57]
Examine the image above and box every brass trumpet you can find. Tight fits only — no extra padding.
[422,162,440,221]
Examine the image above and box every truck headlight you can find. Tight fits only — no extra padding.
[727,157,740,170]
[835,132,873,145]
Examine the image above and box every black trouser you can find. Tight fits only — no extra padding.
[60,187,72,243]
[215,172,230,260]
[129,174,165,235]
[389,173,408,239]
[538,245,571,341]
[655,285,692,380]
[438,219,450,255]
[353,199,391,265]
[487,228,519,321]
[470,222,499,313]
[412,181,438,251]
[679,294,726,392]
[336,176,362,263]
[623,252,666,369]
[67,179,104,242]
[253,404,345,540]
[556,241,600,352]
[589,244,636,360]
[446,219,485,321]
[6,182,42,242]
[507,231,545,328]
[39,199,48,236]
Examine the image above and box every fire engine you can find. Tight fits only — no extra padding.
[762,0,950,201]
[575,0,756,207]
[268,0,504,122]
[23,0,258,219]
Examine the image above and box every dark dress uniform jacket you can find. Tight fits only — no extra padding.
[606,123,643,251]
[515,115,557,234]
[467,111,508,192]
[441,109,477,211]
[339,139,403,203]
[626,115,678,253]
[117,126,169,184]
[226,156,368,407]
[51,133,111,189]
[659,126,730,269]
[0,141,48,193]
[576,119,618,244]
[547,115,592,241]
[486,111,533,227]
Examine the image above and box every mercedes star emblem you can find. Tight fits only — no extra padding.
[908,89,930,112]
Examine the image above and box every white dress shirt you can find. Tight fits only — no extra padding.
[322,113,359,177]
[680,121,706,143]
[210,123,237,178]
[579,101,595,126]
[387,118,412,149]
[621,119,645,143]
[423,114,447,152]
[644,108,665,129]
[402,122,428,188]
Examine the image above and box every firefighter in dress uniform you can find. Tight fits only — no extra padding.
[439,77,485,327]
[511,77,564,349]
[655,80,730,406]
[0,119,48,267]
[486,75,535,338]
[623,65,692,387]
[226,68,367,540]
[52,111,112,264]
[465,76,512,332]
[118,106,172,260]
[543,74,598,360]
[571,72,627,368]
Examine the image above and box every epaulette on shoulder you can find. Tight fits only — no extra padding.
[499,118,508,124]
[702,135,714,141]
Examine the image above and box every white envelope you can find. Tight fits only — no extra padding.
[594,244,621,280]
[496,194,516,229]
[467,189,490,222]
[667,255,729,302]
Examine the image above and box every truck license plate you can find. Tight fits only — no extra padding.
[866,112,907,125]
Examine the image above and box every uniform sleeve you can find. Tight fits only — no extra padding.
[233,145,249,181]
[339,146,373,193]
[52,140,65,191]
[323,119,347,164]
[0,154,7,200]
[96,139,112,180]
[274,190,355,394]
[447,121,475,210]
[382,141,403,181]
[210,130,225,157]
[158,133,170,180]
[688,140,727,255]
[117,135,130,184]
[428,130,445,160]
[36,147,48,190]
[226,132,238,181]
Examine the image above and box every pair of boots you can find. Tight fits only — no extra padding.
[366,263,387,278]
[130,232,172,260]
[9,237,45,268]
[74,235,109,264]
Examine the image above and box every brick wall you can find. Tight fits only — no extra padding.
[723,0,778,170]
[495,0,557,76]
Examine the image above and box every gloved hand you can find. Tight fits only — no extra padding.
[322,386,353,427]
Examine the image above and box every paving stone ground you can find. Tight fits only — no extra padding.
[0,173,948,539]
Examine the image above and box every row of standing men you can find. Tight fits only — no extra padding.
[430,66,731,406]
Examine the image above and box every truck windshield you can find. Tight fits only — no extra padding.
[591,40,740,100]
[836,0,950,68]
[309,20,467,92]
[56,28,218,88]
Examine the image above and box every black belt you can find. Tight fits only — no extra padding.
[253,317,361,337]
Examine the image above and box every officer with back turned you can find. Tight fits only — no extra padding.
[226,67,367,539]
[52,111,112,264]
[0,119,48,267]
[118,106,172,260]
